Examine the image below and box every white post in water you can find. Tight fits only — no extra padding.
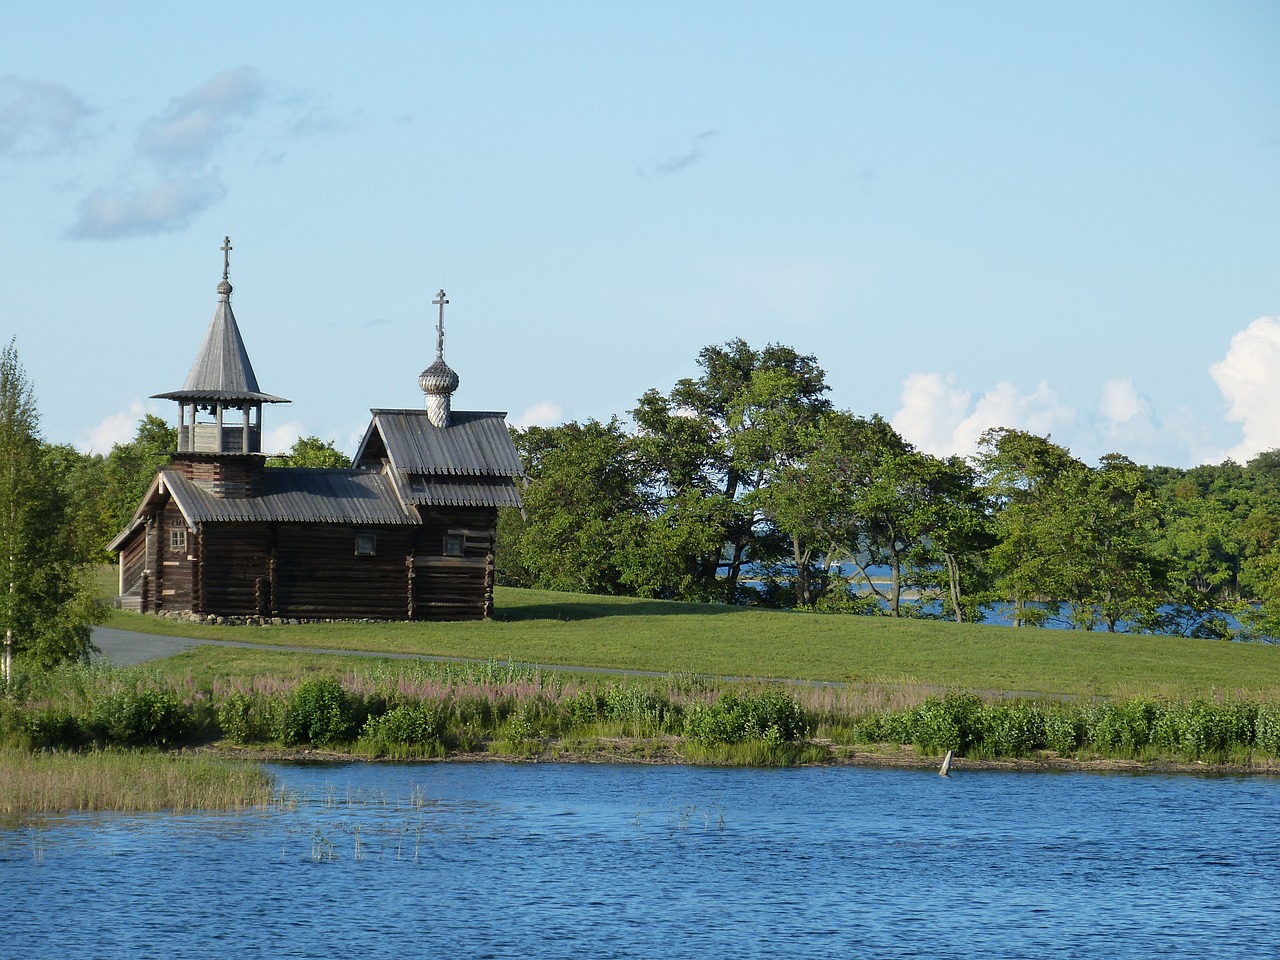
[939,749,953,777]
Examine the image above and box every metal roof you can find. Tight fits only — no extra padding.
[404,475,524,508]
[356,410,525,477]
[152,288,288,404]
[160,467,419,525]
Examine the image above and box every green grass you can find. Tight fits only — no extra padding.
[101,585,1280,700]
[0,748,279,814]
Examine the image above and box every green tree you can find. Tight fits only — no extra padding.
[633,339,831,602]
[101,414,177,539]
[978,428,1082,627]
[502,419,646,595]
[0,340,101,675]
[266,436,351,468]
[1054,454,1168,632]
[980,430,1168,632]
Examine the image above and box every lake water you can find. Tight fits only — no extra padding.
[5,762,1279,959]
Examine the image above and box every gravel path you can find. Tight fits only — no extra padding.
[89,625,675,678]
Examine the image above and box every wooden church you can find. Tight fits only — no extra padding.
[109,240,524,621]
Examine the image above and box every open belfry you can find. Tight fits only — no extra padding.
[109,239,524,621]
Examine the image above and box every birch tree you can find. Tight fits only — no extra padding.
[0,340,98,678]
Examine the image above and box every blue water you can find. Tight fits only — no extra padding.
[5,762,1280,959]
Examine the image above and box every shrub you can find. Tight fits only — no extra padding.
[685,691,806,746]
[1169,700,1253,759]
[1255,704,1280,755]
[25,707,86,750]
[88,689,194,748]
[567,690,603,726]
[602,686,680,733]
[217,692,272,744]
[977,701,1046,758]
[903,693,983,754]
[275,677,352,745]
[1089,698,1160,754]
[361,703,445,755]
[1042,708,1086,755]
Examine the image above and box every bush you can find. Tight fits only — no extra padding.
[274,677,352,745]
[1042,708,1085,755]
[217,692,272,744]
[25,707,86,750]
[977,701,1046,758]
[88,689,194,748]
[1255,704,1280,755]
[361,703,445,755]
[1089,698,1160,754]
[685,691,807,746]
[903,693,983,754]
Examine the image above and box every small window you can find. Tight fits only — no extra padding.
[169,528,187,552]
[443,533,465,557]
[355,532,377,556]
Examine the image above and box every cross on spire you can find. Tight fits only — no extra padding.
[433,289,449,359]
[221,236,232,280]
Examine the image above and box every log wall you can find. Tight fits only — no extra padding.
[123,507,499,621]
[199,525,273,615]
[412,506,497,621]
[155,501,194,612]
[120,534,147,598]
[170,454,265,498]
[273,525,415,619]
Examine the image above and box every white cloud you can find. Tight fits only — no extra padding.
[263,420,307,457]
[1098,376,1150,425]
[0,75,92,156]
[68,175,227,240]
[893,374,1075,458]
[76,399,164,453]
[513,401,564,428]
[137,67,264,165]
[890,372,972,456]
[1210,315,1280,463]
[68,67,265,240]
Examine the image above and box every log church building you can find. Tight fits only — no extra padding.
[109,239,524,621]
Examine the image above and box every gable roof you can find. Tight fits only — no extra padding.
[356,410,524,477]
[124,467,419,531]
[152,289,288,404]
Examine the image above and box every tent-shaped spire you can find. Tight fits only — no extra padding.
[152,237,288,404]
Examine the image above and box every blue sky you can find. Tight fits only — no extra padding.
[4,1,1278,467]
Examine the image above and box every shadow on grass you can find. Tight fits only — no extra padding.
[494,598,748,622]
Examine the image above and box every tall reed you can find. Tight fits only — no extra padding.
[0,748,278,814]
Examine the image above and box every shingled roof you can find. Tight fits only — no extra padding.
[356,410,524,476]
[150,467,418,526]
[152,273,288,405]
[354,409,524,509]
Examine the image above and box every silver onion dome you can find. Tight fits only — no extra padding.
[418,356,460,395]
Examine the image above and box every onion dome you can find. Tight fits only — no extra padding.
[421,289,458,427]
[418,356,459,395]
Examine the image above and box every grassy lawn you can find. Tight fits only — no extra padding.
[100,585,1280,700]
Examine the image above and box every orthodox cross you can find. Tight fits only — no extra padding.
[433,289,449,359]
[221,236,233,280]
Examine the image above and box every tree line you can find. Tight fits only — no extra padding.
[6,333,1280,671]
[497,338,1280,640]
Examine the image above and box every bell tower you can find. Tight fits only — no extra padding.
[151,237,289,496]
